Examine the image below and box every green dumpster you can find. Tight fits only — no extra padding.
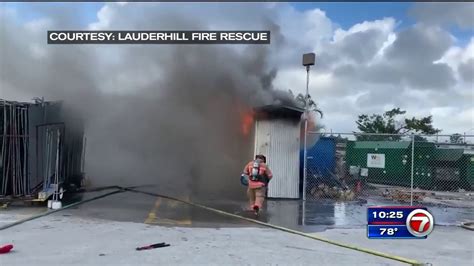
[429,148,465,190]
[346,141,473,190]
[346,141,412,186]
[461,153,474,190]
[413,142,436,189]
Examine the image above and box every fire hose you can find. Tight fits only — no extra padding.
[0,185,425,266]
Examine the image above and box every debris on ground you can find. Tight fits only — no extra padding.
[310,184,356,201]
[383,189,427,202]
[0,244,14,254]
[136,242,170,251]
[423,198,474,208]
[371,183,474,207]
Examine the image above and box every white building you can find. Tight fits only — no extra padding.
[253,105,303,199]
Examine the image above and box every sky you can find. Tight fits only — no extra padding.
[1,2,473,135]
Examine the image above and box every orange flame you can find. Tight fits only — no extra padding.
[234,100,255,137]
[241,111,254,136]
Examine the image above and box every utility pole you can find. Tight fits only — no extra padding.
[302,53,315,202]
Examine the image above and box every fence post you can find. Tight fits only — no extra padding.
[303,115,308,201]
[410,134,415,206]
[302,198,306,225]
[302,65,310,202]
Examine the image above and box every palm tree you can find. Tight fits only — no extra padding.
[294,92,323,118]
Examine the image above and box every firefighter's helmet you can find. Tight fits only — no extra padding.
[255,154,266,163]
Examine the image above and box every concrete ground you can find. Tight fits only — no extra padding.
[317,227,474,266]
[0,189,473,265]
[1,213,404,266]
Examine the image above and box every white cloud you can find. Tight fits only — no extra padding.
[333,17,396,43]
[409,3,474,30]
[430,107,474,133]
[25,17,52,32]
[437,37,474,82]
[88,4,113,30]
[374,32,396,60]
[1,3,473,135]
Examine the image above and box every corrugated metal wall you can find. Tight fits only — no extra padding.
[255,118,300,199]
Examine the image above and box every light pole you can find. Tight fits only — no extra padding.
[302,53,315,201]
[464,128,474,144]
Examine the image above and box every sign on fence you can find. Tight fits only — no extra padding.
[367,154,385,168]
[361,168,369,177]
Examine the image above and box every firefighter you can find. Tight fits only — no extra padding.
[242,154,273,215]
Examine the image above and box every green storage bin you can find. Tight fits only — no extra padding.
[346,141,412,186]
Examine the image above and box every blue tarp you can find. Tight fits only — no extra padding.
[300,137,336,180]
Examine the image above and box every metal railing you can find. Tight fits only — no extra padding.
[1,101,30,197]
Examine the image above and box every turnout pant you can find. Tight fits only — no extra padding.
[247,186,266,209]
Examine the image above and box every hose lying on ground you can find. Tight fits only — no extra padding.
[460,221,474,231]
[0,188,125,231]
[124,187,425,266]
[0,185,425,266]
[0,184,157,231]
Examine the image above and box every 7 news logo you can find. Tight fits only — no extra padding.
[367,206,435,239]
[406,209,434,237]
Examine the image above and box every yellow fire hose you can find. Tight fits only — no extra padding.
[124,187,425,266]
[460,221,474,231]
[0,186,425,266]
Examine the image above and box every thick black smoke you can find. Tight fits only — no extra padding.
[1,3,300,201]
[82,45,292,201]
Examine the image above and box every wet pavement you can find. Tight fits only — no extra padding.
[59,188,474,233]
[61,190,255,228]
[2,189,472,266]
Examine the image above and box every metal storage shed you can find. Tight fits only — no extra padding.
[253,105,303,199]
[1,99,85,200]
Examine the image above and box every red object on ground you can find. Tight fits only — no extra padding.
[356,181,362,193]
[0,244,13,254]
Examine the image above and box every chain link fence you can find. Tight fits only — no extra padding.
[303,132,474,205]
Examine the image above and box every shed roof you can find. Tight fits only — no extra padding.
[254,104,304,120]
[353,141,411,149]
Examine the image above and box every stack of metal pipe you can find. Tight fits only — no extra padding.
[0,100,30,197]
